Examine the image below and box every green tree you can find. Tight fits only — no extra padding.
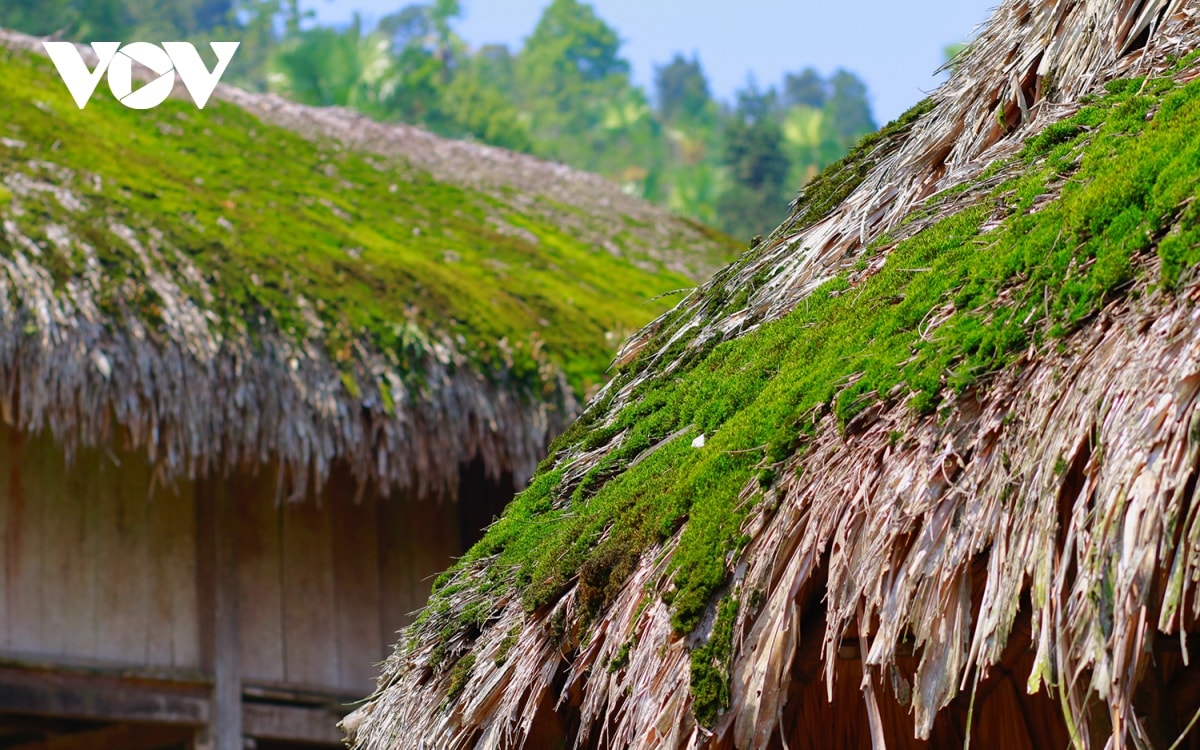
[441,60,533,152]
[665,161,726,227]
[783,68,826,109]
[781,104,825,187]
[723,85,787,189]
[944,42,969,66]
[474,44,518,96]
[370,2,471,131]
[654,56,720,220]
[942,41,970,77]
[0,0,130,38]
[821,69,876,160]
[655,54,712,125]
[122,0,236,36]
[268,14,401,115]
[5,0,882,241]
[519,0,628,86]
[599,85,665,197]
[717,83,790,241]
[0,0,243,38]
[219,0,282,91]
[0,0,280,89]
[379,0,462,71]
[439,42,532,148]
[515,0,635,170]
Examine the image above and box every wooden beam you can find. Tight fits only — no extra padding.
[242,702,346,745]
[0,652,210,685]
[196,479,242,750]
[3,722,195,750]
[241,682,357,709]
[0,665,208,725]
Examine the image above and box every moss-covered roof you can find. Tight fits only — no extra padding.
[0,31,736,499]
[348,1,1200,747]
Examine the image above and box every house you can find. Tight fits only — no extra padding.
[0,29,733,749]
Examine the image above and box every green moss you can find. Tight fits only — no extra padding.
[378,378,396,414]
[1170,50,1200,76]
[340,370,362,399]
[756,468,776,489]
[1053,455,1068,476]
[444,653,476,704]
[0,49,732,401]
[494,626,519,667]
[606,635,636,673]
[1020,122,1086,161]
[690,596,737,726]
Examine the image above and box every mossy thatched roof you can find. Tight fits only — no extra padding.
[0,30,735,500]
[346,1,1200,748]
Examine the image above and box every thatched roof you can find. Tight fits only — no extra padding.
[346,1,1200,747]
[0,30,733,500]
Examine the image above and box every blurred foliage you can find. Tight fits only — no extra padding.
[944,41,970,69]
[2,0,879,241]
[718,83,789,240]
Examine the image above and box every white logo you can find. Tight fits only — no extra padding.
[43,42,240,110]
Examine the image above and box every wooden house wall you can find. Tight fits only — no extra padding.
[0,425,468,699]
[234,470,462,695]
[0,426,200,671]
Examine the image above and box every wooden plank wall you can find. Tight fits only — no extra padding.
[376,494,460,663]
[0,426,200,671]
[234,472,284,687]
[0,423,475,699]
[236,472,462,696]
[331,490,382,692]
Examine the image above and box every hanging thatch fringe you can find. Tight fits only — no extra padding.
[0,237,573,501]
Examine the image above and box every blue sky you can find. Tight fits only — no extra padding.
[302,0,997,124]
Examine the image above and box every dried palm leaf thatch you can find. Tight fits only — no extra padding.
[0,30,735,501]
[0,294,565,503]
[347,1,1200,748]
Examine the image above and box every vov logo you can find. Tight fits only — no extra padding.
[43,42,240,110]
